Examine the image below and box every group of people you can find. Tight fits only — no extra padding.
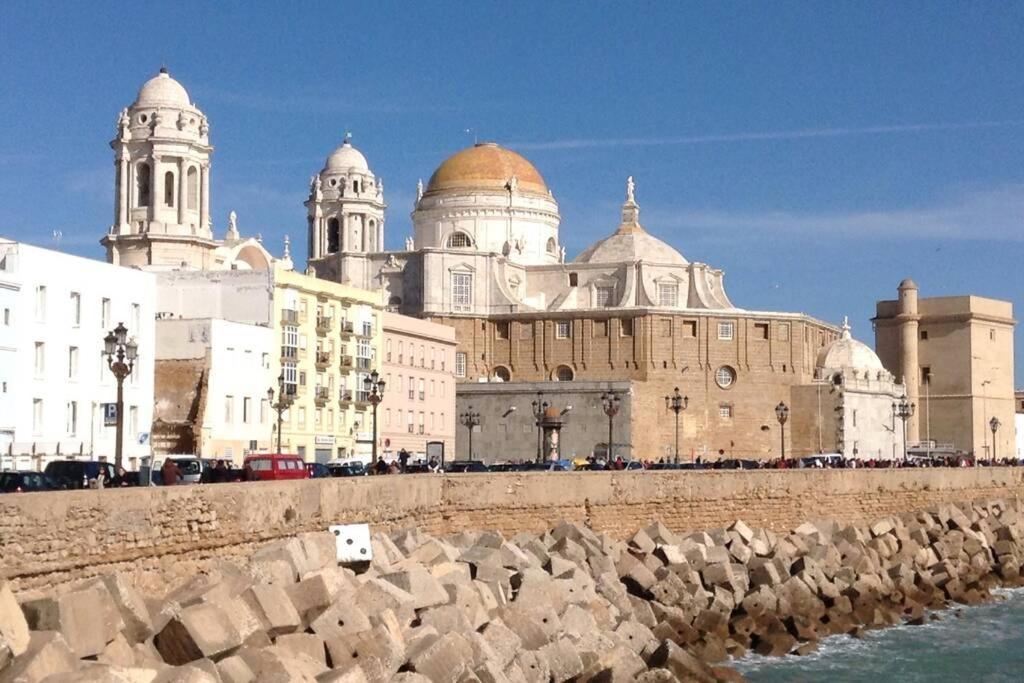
[369,449,443,475]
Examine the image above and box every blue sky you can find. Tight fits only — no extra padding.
[2,3,1023,382]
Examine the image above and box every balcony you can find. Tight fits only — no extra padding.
[340,355,353,368]
[316,316,332,335]
[339,321,354,336]
[314,386,331,406]
[356,357,372,370]
[418,425,424,435]
[315,351,331,370]
[280,346,298,362]
[339,389,353,405]
[281,309,298,325]
[408,389,415,400]
[407,424,415,434]
[356,325,373,339]
[419,391,425,401]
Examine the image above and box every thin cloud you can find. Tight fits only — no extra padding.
[510,121,1024,151]
[645,183,1024,242]
[194,86,466,115]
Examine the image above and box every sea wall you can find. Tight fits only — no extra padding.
[2,468,1022,596]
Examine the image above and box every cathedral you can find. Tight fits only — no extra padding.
[103,69,918,462]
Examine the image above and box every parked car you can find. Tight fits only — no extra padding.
[243,454,310,481]
[165,456,214,484]
[798,454,844,469]
[44,460,117,489]
[446,460,489,473]
[328,463,366,477]
[306,462,332,478]
[403,463,432,474]
[0,471,59,493]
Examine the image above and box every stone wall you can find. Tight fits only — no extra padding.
[2,468,1022,598]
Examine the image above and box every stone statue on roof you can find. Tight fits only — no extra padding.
[626,176,635,203]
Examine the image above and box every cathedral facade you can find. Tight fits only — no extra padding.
[305,139,846,459]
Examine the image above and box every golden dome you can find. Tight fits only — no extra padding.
[425,143,548,196]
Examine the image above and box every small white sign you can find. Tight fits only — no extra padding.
[314,435,335,446]
[329,523,372,564]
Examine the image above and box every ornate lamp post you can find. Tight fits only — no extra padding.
[103,322,137,470]
[266,373,292,455]
[363,370,386,467]
[990,416,1001,463]
[459,406,481,461]
[775,401,789,462]
[892,395,915,461]
[602,391,621,462]
[664,387,689,464]
[531,391,549,462]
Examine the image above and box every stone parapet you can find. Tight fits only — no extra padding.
[2,468,1023,597]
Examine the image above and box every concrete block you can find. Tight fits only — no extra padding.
[479,619,522,669]
[380,568,448,610]
[0,581,29,660]
[408,631,475,682]
[96,632,136,668]
[419,604,474,635]
[100,574,156,644]
[154,602,243,665]
[22,584,123,659]
[647,639,717,683]
[515,650,550,683]
[152,661,221,682]
[309,602,371,639]
[614,619,658,656]
[273,633,326,667]
[0,631,77,682]
[216,655,255,683]
[240,585,300,637]
[538,639,583,682]
[323,625,403,680]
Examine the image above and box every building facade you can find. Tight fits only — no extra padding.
[791,319,906,460]
[0,240,155,470]
[874,280,1016,459]
[154,266,385,463]
[378,311,457,462]
[154,318,275,463]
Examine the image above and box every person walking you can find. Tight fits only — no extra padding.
[398,449,410,473]
[161,458,182,486]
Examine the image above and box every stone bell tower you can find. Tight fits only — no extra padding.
[102,68,217,269]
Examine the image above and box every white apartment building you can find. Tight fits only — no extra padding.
[0,239,155,470]
[154,318,274,464]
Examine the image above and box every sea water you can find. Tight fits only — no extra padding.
[733,588,1024,682]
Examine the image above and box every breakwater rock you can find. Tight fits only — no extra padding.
[1,498,1022,681]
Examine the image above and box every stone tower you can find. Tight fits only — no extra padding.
[897,278,921,442]
[305,134,386,283]
[102,68,216,269]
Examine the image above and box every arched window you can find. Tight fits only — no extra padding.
[546,237,557,254]
[367,219,376,250]
[327,218,340,253]
[164,171,175,207]
[387,296,402,311]
[353,179,360,193]
[136,163,151,207]
[447,232,472,249]
[493,366,511,382]
[554,365,574,382]
[186,167,198,210]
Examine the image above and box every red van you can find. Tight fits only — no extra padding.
[243,453,310,481]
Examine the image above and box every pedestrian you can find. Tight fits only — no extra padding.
[387,460,400,475]
[161,458,182,486]
[428,456,439,473]
[375,458,388,475]
[112,465,132,487]
[398,449,410,473]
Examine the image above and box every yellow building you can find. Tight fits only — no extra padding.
[271,268,384,463]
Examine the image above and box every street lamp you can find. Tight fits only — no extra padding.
[459,406,481,461]
[775,402,789,461]
[266,373,292,455]
[103,322,137,470]
[664,387,688,464]
[531,391,549,462]
[602,391,621,462]
[892,395,915,461]
[363,370,386,467]
[990,417,1001,464]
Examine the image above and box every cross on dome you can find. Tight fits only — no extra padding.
[841,316,851,339]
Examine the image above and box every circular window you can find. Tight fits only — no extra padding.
[554,365,574,382]
[139,114,148,123]
[330,178,337,187]
[715,366,736,389]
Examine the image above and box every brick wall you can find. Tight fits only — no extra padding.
[2,468,1022,598]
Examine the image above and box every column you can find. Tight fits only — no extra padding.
[898,281,920,443]
[150,156,160,228]
[378,218,384,254]
[200,163,211,235]
[177,160,187,229]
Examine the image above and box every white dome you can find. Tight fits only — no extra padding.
[817,319,884,371]
[135,69,192,108]
[575,230,688,266]
[325,137,369,173]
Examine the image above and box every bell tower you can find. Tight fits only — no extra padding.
[102,68,216,269]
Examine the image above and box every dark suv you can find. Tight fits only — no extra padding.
[44,461,117,489]
[0,471,58,493]
[445,460,489,473]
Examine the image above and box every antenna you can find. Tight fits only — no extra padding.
[51,230,62,247]
[464,128,478,145]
